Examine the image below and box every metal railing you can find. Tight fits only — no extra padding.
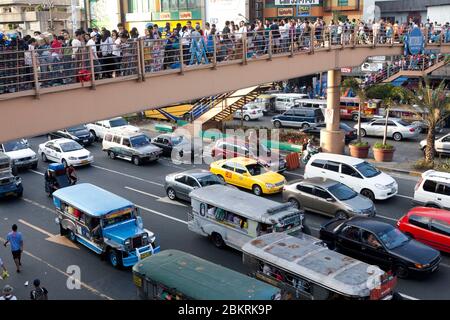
[0,26,449,99]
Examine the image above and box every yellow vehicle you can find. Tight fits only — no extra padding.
[144,104,193,121]
[209,157,286,196]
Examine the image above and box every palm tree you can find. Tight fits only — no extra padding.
[341,78,370,144]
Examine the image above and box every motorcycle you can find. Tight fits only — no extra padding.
[301,142,321,164]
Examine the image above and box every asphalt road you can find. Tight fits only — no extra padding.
[1,135,449,300]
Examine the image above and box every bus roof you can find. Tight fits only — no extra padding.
[133,250,279,300]
[189,185,300,223]
[242,232,385,298]
[52,183,134,217]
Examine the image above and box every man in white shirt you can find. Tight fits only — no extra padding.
[71,30,84,60]
[86,32,99,60]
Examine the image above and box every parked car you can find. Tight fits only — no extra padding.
[358,118,420,141]
[397,207,450,253]
[151,134,203,162]
[411,120,442,134]
[271,93,309,112]
[210,157,286,196]
[0,139,38,172]
[210,137,286,173]
[47,125,95,146]
[320,217,441,278]
[233,104,264,121]
[38,138,93,167]
[283,178,376,219]
[420,133,450,156]
[413,170,450,210]
[0,152,23,198]
[272,108,324,129]
[165,169,226,201]
[301,123,357,144]
[304,153,398,201]
[86,117,140,141]
[102,130,162,166]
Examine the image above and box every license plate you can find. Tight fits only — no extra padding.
[5,192,15,196]
[141,252,151,259]
[81,160,89,164]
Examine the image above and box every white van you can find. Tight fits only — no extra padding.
[304,153,398,201]
[413,170,450,210]
[102,130,163,166]
[271,93,309,112]
[188,185,308,250]
[86,117,140,141]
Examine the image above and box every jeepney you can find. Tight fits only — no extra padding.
[132,249,281,300]
[53,183,160,268]
[188,185,309,250]
[0,152,23,199]
[242,232,399,300]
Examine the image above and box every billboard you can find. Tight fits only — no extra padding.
[205,0,247,30]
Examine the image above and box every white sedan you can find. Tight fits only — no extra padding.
[38,138,94,167]
[233,105,264,121]
[357,118,420,141]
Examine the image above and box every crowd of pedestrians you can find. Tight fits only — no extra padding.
[0,17,449,95]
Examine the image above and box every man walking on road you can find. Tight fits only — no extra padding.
[4,224,23,273]
[30,279,48,300]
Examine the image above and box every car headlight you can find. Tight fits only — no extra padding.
[266,183,275,188]
[13,159,19,164]
[15,177,22,185]
[375,183,390,190]
[124,239,131,248]
[68,157,77,160]
[344,205,358,213]
[32,154,38,159]
[415,263,429,269]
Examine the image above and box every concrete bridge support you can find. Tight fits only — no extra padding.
[321,69,345,155]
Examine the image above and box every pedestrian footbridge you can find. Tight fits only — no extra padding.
[0,34,448,143]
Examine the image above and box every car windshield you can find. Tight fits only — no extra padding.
[171,136,184,146]
[340,123,353,131]
[60,141,83,152]
[3,140,28,152]
[377,227,410,250]
[67,126,86,132]
[130,135,150,148]
[355,161,381,178]
[109,118,128,127]
[328,183,358,201]
[197,174,223,187]
[397,119,411,126]
[246,163,268,176]
[103,212,133,228]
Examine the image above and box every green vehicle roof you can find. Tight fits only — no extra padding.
[133,250,279,300]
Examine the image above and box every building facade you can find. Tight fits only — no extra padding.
[0,0,86,35]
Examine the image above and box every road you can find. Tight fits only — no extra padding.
[0,135,449,300]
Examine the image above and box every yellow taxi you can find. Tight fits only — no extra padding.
[210,157,286,196]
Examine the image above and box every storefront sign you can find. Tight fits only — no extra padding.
[159,12,171,20]
[179,11,192,20]
[298,5,310,16]
[275,0,319,5]
[205,0,247,30]
[341,67,352,73]
[278,8,294,17]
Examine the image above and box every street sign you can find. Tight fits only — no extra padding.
[406,27,424,55]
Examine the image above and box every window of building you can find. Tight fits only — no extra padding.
[338,0,349,6]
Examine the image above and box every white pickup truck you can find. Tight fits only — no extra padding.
[0,139,38,172]
[86,117,140,141]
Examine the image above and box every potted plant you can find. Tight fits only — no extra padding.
[373,142,395,162]
[349,141,370,158]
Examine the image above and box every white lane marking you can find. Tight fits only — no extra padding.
[136,204,188,225]
[377,215,398,222]
[23,197,54,213]
[395,194,413,200]
[92,165,164,187]
[399,293,419,300]
[30,169,44,176]
[284,172,304,178]
[125,186,189,208]
[19,218,53,237]
[441,263,450,269]
[0,234,113,300]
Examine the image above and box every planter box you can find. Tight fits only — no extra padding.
[373,148,395,162]
[349,144,370,159]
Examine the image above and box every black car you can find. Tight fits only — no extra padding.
[48,125,95,146]
[302,123,357,144]
[151,134,203,162]
[319,217,441,278]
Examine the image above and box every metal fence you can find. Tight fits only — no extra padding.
[0,26,449,98]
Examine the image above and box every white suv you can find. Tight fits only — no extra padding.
[233,104,264,121]
[86,117,140,141]
[413,170,450,210]
[304,153,398,201]
[0,139,38,171]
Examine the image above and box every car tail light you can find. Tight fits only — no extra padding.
[252,111,256,114]
[410,128,415,132]
[415,177,423,191]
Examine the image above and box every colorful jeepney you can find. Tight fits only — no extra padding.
[53,183,160,268]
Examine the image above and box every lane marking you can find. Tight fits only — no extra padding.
[19,218,53,237]
[377,215,398,222]
[91,165,164,187]
[125,186,188,208]
[0,235,113,300]
[23,197,54,213]
[284,172,304,178]
[395,194,413,200]
[136,204,188,225]
[30,169,44,176]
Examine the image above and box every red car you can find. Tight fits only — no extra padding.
[397,207,450,253]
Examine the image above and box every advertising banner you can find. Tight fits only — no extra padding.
[205,0,247,30]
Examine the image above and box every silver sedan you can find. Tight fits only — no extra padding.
[357,118,420,141]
